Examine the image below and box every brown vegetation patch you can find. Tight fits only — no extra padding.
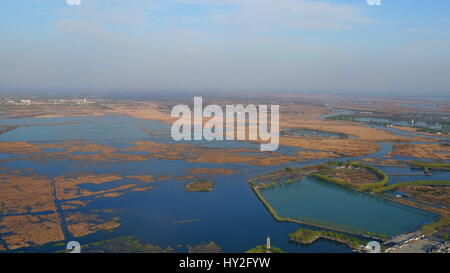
[130,185,154,192]
[277,110,430,158]
[282,137,378,157]
[188,242,222,253]
[0,140,153,163]
[0,103,108,119]
[66,213,120,238]
[61,200,91,210]
[125,141,299,166]
[54,173,125,200]
[106,101,174,124]
[177,175,195,181]
[320,167,379,186]
[187,168,235,176]
[63,141,116,154]
[400,185,450,211]
[0,142,46,154]
[157,175,172,181]
[0,173,55,214]
[185,181,214,192]
[96,192,125,198]
[1,134,309,166]
[128,175,154,183]
[390,143,450,160]
[178,168,235,181]
[0,214,64,250]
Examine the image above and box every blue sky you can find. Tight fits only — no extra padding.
[1,0,449,95]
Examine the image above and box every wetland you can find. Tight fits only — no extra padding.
[0,97,449,253]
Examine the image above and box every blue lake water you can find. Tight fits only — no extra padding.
[260,176,436,237]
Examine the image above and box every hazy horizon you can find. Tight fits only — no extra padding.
[1,0,449,96]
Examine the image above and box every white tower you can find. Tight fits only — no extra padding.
[266,236,271,253]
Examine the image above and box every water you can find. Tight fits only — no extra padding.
[397,103,440,110]
[321,109,357,119]
[0,114,354,252]
[282,128,347,138]
[260,176,436,237]
[326,113,449,135]
[354,117,411,127]
[1,156,352,253]
[0,115,154,142]
[0,113,447,253]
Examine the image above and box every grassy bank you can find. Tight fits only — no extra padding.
[420,217,450,234]
[245,245,284,253]
[289,228,367,250]
[410,161,450,171]
[372,180,450,193]
[350,162,389,190]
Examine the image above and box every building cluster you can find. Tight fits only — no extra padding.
[0,98,94,106]
[385,234,449,253]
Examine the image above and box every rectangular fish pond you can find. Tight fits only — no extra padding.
[259,176,437,237]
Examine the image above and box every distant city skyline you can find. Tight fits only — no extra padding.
[1,0,449,95]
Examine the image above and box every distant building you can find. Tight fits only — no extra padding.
[266,236,271,253]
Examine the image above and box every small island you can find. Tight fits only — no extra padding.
[245,245,284,253]
[289,228,367,251]
[63,236,173,253]
[188,242,221,253]
[185,181,214,192]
